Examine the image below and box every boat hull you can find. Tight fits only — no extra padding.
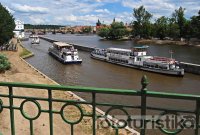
[91,54,184,77]
[49,51,82,64]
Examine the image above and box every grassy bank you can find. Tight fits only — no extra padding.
[19,47,34,59]
[19,41,34,59]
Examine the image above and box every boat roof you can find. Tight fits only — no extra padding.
[133,45,149,49]
[53,42,72,47]
[107,48,132,53]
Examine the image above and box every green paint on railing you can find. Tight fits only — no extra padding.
[0,75,200,135]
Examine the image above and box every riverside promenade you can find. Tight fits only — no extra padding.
[0,38,138,135]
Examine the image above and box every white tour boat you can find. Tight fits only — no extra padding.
[91,46,184,76]
[48,42,82,64]
[31,36,40,44]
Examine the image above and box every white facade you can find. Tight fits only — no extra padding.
[13,20,25,39]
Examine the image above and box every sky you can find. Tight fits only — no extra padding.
[1,0,200,26]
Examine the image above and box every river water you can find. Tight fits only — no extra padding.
[23,34,200,119]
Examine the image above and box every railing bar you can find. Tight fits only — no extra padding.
[52,99,91,104]
[9,86,15,135]
[96,102,141,109]
[141,75,148,135]
[115,128,119,135]
[10,95,91,104]
[0,94,9,97]
[146,92,200,100]
[195,100,200,135]
[30,120,33,135]
[3,105,193,115]
[1,82,200,100]
[71,124,74,135]
[92,92,96,135]
[12,96,48,101]
[146,106,195,114]
[0,82,140,95]
[48,89,53,135]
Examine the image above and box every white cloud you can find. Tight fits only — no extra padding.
[5,6,15,14]
[95,9,110,13]
[29,16,46,24]
[11,4,49,13]
[55,14,99,25]
[1,0,199,25]
[121,0,200,19]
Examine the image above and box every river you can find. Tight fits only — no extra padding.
[22,34,200,120]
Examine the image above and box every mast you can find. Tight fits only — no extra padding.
[169,50,173,59]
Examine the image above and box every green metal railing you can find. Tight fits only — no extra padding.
[0,75,199,135]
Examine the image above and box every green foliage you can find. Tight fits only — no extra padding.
[132,6,152,38]
[172,7,186,37]
[155,16,168,39]
[190,10,200,38]
[82,26,92,33]
[98,27,110,38]
[131,6,200,40]
[109,22,127,39]
[0,3,15,45]
[98,22,128,39]
[0,54,11,72]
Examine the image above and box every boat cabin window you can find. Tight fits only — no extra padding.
[108,50,130,56]
[137,57,141,61]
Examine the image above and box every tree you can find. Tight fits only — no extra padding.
[98,21,128,39]
[98,27,110,38]
[190,10,200,38]
[109,22,127,39]
[132,6,152,38]
[0,54,10,72]
[82,26,92,33]
[172,7,186,37]
[0,3,15,45]
[155,16,168,39]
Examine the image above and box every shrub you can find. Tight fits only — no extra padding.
[0,54,11,72]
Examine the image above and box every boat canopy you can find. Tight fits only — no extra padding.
[107,48,132,53]
[53,42,72,47]
[132,45,149,52]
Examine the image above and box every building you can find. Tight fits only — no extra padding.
[13,20,25,39]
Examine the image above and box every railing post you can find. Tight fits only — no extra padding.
[92,92,96,135]
[48,89,53,135]
[195,100,200,135]
[141,75,148,135]
[9,86,15,135]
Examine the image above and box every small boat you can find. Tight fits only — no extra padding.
[31,36,40,44]
[91,46,184,76]
[48,42,82,64]
[29,34,37,38]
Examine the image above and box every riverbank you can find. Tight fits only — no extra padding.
[0,38,137,135]
[134,39,200,46]
[134,39,188,46]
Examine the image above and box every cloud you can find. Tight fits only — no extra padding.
[95,9,110,13]
[121,0,200,19]
[55,14,99,25]
[29,15,50,24]
[11,4,49,14]
[5,6,15,14]
[1,0,199,25]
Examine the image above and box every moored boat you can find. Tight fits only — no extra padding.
[91,46,184,76]
[31,36,40,44]
[48,42,82,64]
